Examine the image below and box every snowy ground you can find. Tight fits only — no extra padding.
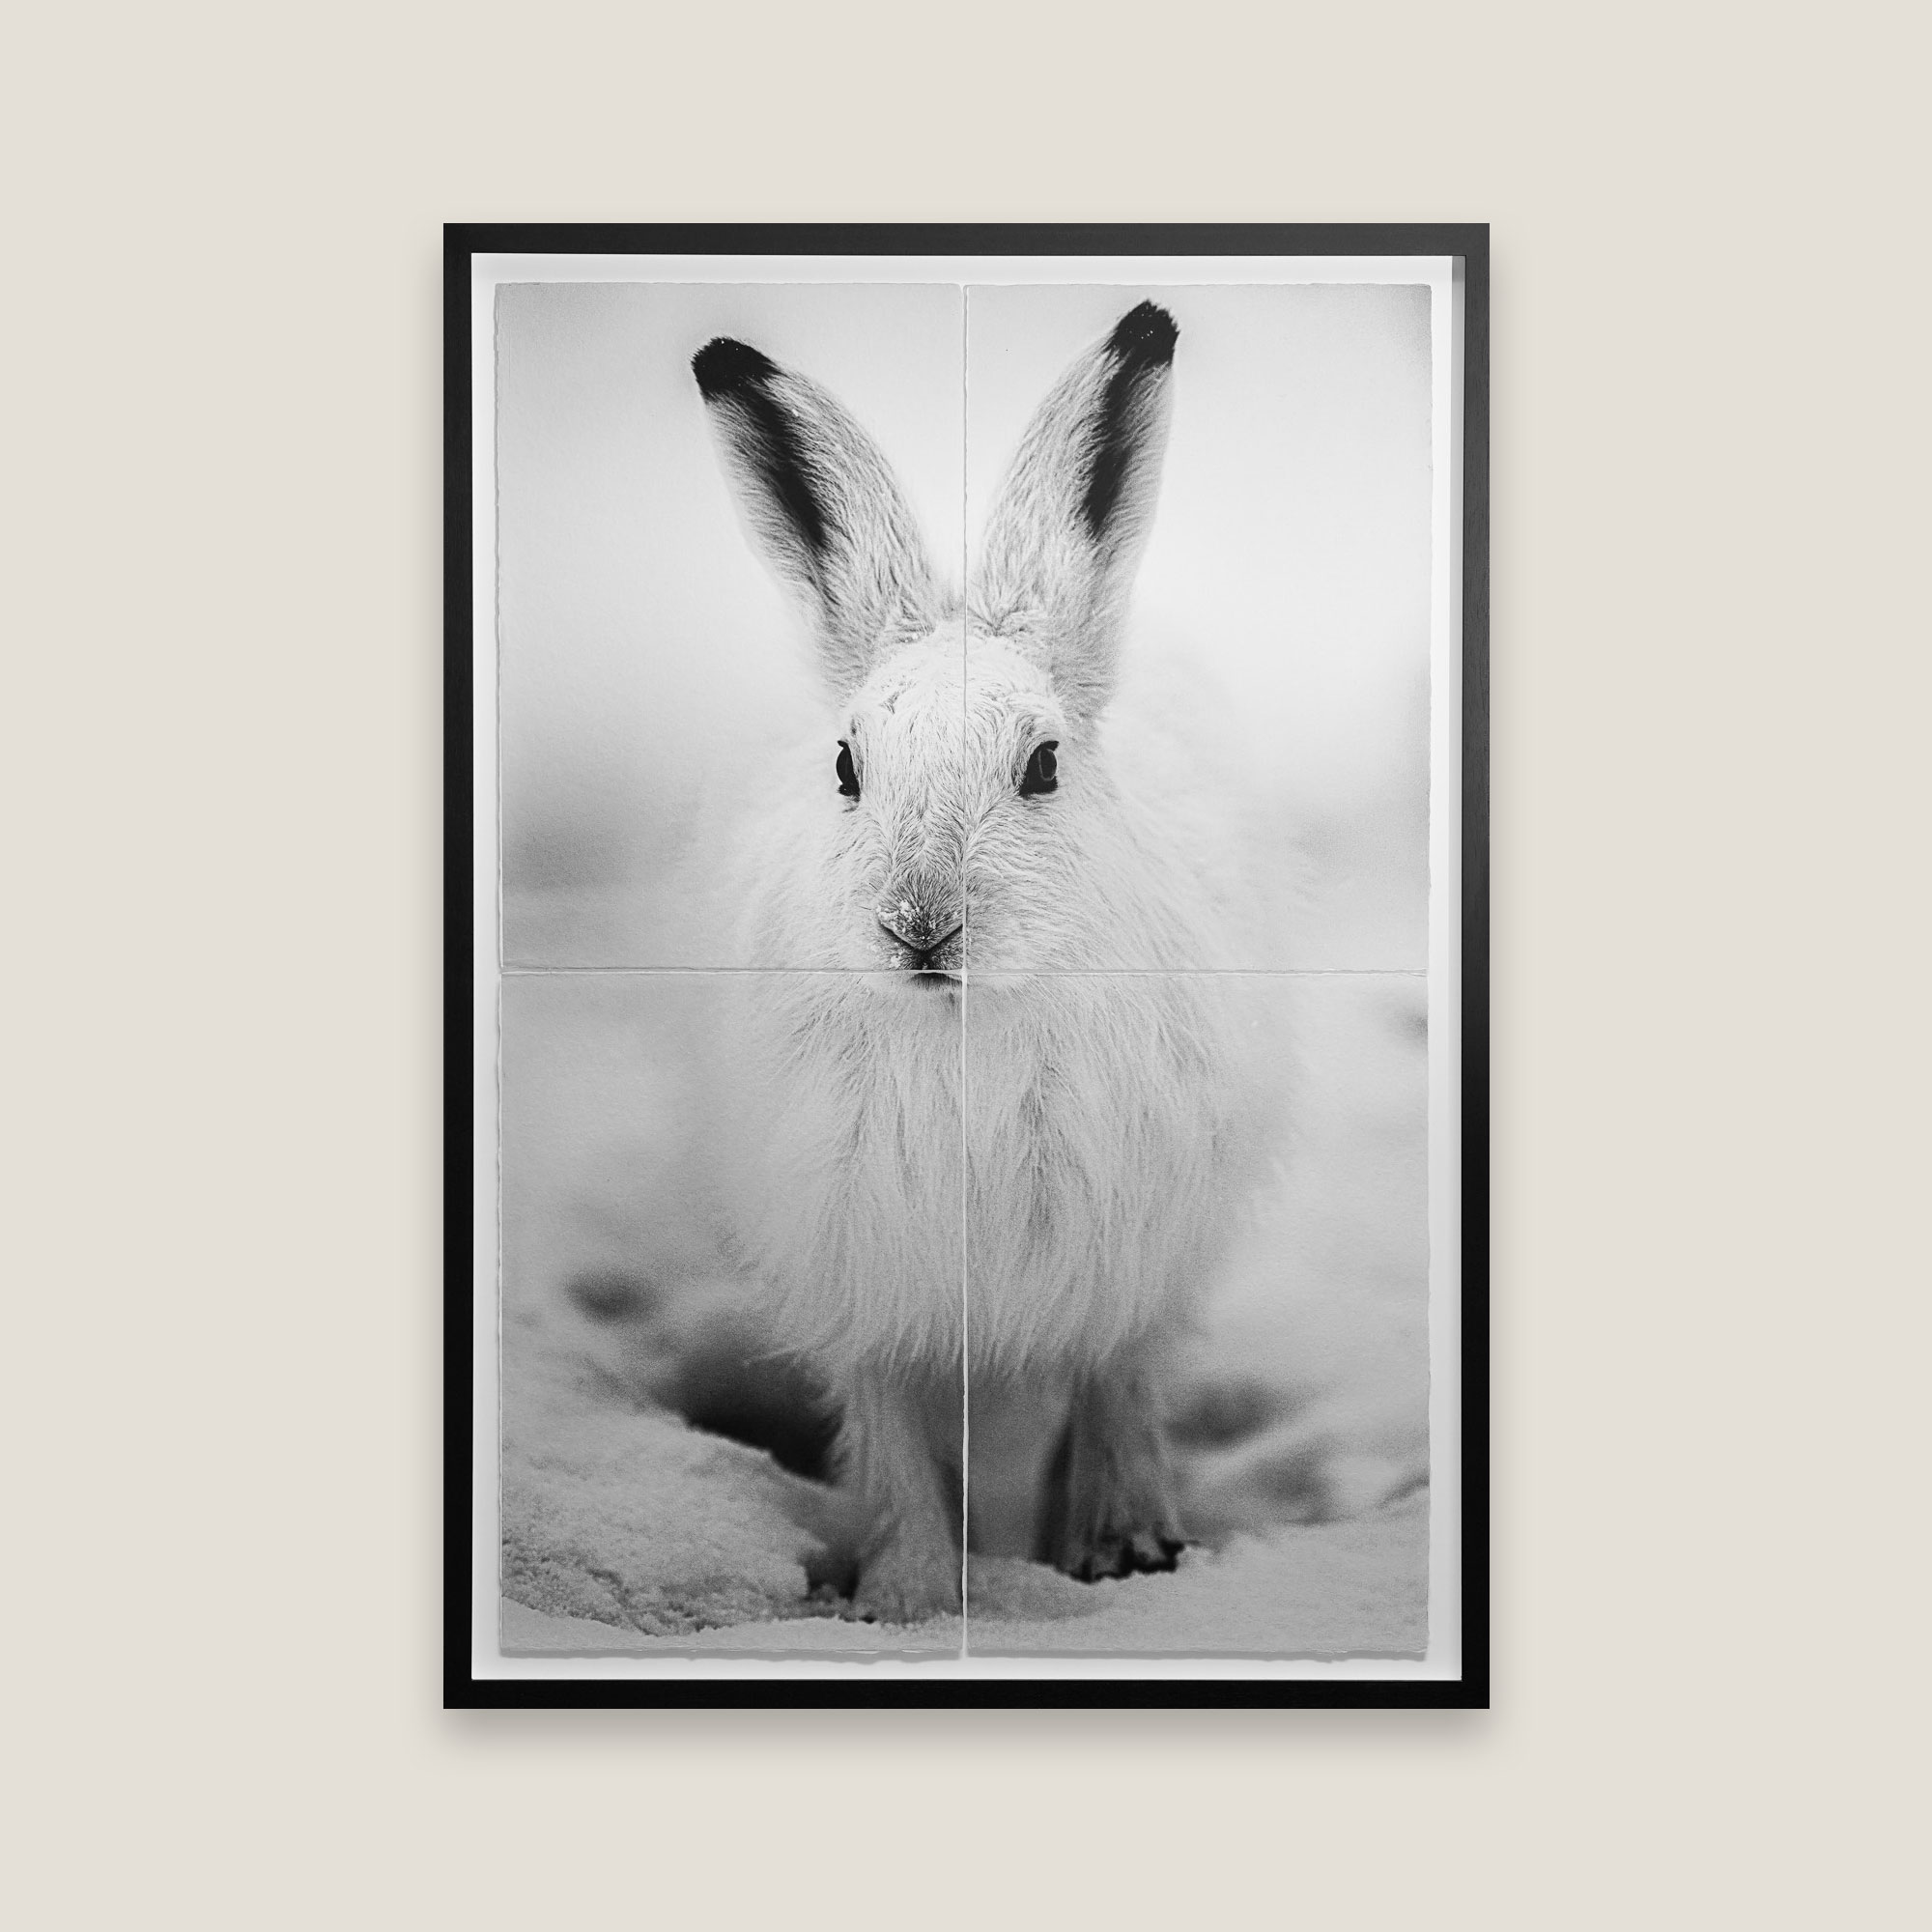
[497,952,1432,1660]
[504,1509,1426,1658]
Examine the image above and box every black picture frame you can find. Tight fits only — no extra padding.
[444,223,1489,1710]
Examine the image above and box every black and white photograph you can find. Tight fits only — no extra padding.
[458,231,1484,1697]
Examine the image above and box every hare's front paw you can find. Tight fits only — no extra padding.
[1062,1521,1188,1583]
[1043,1419,1189,1582]
[850,1541,961,1624]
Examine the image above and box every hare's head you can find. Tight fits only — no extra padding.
[694,304,1177,985]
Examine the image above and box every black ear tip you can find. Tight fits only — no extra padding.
[1108,300,1179,370]
[693,336,779,399]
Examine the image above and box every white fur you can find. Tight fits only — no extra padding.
[693,309,1250,1607]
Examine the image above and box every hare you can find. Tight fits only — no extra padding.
[692,302,1245,1621]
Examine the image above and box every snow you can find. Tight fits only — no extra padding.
[502,1509,1425,1658]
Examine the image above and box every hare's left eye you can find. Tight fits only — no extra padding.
[1019,742,1059,797]
[835,741,861,799]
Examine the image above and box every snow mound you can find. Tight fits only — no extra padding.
[502,1325,832,1634]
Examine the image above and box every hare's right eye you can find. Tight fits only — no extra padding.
[835,741,861,799]
[1018,741,1059,797]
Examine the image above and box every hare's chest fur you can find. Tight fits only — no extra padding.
[716,973,1236,1375]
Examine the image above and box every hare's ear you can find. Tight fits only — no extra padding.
[694,339,939,696]
[973,301,1178,717]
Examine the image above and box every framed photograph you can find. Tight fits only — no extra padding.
[446,224,1488,1708]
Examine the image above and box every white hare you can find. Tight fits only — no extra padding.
[693,303,1246,1621]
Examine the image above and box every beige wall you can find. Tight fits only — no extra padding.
[6,2,1925,1925]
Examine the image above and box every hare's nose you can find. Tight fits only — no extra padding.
[878,915,961,952]
[879,897,938,950]
[877,903,962,967]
